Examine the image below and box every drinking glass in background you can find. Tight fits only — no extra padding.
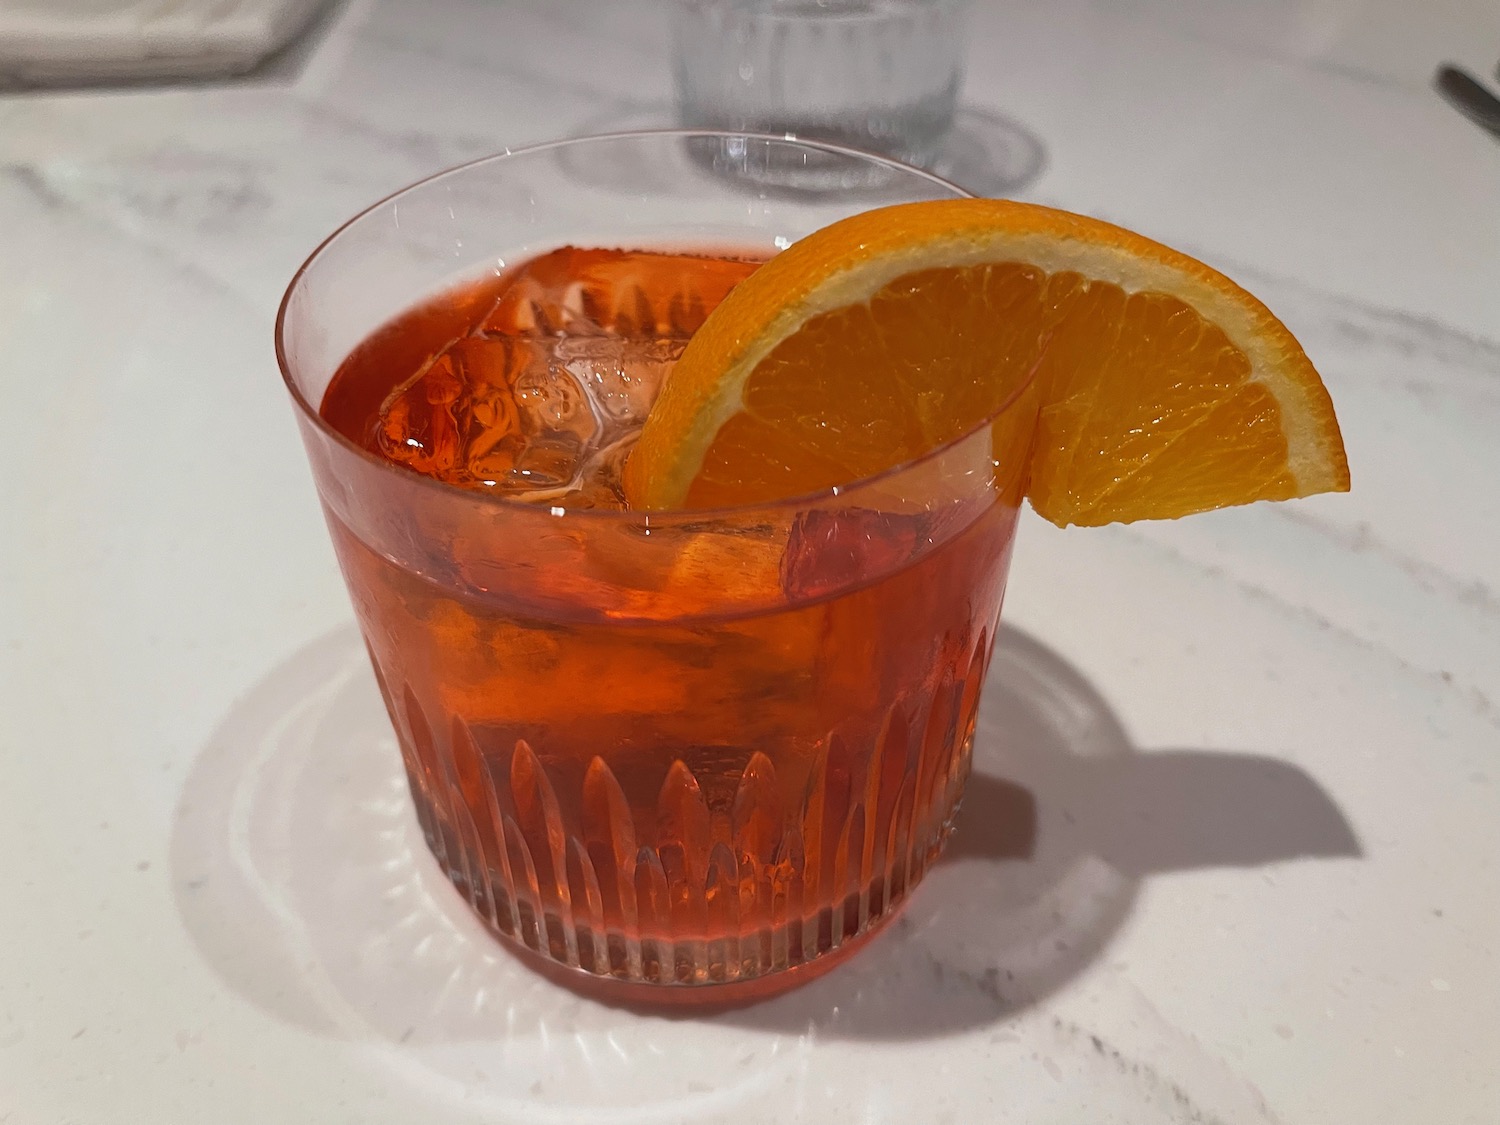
[671,0,970,180]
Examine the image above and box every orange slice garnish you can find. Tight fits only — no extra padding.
[623,199,1348,525]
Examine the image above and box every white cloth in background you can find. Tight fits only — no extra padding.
[0,0,327,83]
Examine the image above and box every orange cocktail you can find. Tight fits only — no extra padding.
[277,134,1015,1000]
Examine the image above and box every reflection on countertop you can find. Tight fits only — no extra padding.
[171,623,1355,1121]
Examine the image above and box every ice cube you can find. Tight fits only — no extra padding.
[510,436,584,490]
[458,347,594,498]
[373,323,683,508]
[780,508,933,601]
[375,335,508,480]
[374,333,588,491]
[555,335,682,431]
[560,434,636,509]
[513,354,597,445]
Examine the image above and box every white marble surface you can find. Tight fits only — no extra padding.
[3,1,1499,1122]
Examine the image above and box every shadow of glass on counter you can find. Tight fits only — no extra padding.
[555,103,1046,201]
[714,629,1361,1039]
[170,622,1360,1059]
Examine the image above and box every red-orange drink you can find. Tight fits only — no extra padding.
[315,245,1021,998]
[277,132,1019,1001]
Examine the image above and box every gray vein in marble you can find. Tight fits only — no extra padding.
[2,159,255,313]
[69,146,274,235]
[1083,0,1427,98]
[871,915,1282,1123]
[1116,525,1500,732]
[1272,507,1500,620]
[0,161,69,211]
[354,24,656,118]
[1229,264,1500,381]
[1047,1015,1242,1125]
[1192,31,1416,97]
[1029,191,1500,372]
[290,96,497,173]
[521,0,668,56]
[892,927,1257,1125]
[1298,54,1418,95]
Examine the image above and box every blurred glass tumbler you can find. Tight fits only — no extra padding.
[672,0,969,173]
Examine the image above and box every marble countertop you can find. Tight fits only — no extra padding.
[4,1,1499,1121]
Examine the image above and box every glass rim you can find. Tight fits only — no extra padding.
[276,127,1036,524]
